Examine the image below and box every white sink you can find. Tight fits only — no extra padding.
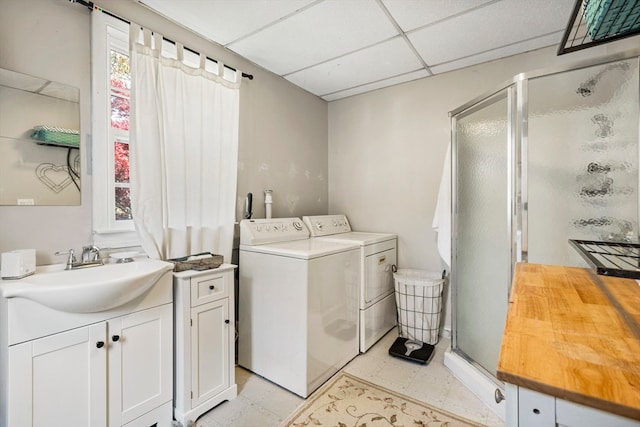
[0,260,173,313]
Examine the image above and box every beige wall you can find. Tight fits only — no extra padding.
[0,0,327,264]
[0,0,92,265]
[328,38,640,273]
[1,0,638,277]
[328,38,639,333]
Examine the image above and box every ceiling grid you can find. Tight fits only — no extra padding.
[139,0,578,101]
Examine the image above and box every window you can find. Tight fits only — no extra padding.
[91,13,138,248]
[110,50,132,222]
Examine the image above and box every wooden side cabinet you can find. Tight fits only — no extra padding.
[173,264,237,427]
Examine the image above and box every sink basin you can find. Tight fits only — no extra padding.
[0,260,173,313]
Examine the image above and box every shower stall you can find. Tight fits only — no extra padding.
[446,54,640,418]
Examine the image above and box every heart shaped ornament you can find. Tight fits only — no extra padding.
[36,163,73,193]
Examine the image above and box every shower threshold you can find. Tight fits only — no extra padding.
[444,350,505,421]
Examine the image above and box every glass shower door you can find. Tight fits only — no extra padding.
[452,88,512,378]
[527,58,640,266]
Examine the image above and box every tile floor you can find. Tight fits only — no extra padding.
[195,330,505,427]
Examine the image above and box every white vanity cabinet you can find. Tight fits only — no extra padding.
[0,269,174,427]
[173,264,237,427]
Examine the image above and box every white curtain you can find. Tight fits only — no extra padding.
[129,25,241,262]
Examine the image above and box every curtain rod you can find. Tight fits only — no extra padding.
[69,0,254,80]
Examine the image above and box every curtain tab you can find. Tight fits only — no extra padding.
[143,28,153,48]
[152,32,162,51]
[176,43,184,62]
[129,23,142,49]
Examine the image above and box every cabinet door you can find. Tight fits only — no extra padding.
[191,298,230,407]
[108,304,173,427]
[8,323,107,427]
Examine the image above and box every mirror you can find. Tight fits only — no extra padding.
[0,68,80,205]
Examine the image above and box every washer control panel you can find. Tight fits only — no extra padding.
[302,214,351,237]
[240,218,309,245]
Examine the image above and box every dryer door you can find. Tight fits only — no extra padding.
[363,242,396,306]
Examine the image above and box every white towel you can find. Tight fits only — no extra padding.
[432,142,451,267]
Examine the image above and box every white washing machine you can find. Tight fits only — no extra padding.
[238,217,360,398]
[303,214,397,352]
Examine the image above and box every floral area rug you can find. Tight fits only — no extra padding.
[280,372,485,427]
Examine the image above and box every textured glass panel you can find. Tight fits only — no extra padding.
[528,58,639,266]
[454,90,510,377]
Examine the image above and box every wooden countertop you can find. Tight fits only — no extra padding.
[497,263,640,421]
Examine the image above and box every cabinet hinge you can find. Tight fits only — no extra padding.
[190,318,192,327]
[191,391,193,399]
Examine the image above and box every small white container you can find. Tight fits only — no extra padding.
[1,249,36,279]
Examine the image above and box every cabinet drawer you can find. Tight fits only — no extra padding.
[191,272,229,306]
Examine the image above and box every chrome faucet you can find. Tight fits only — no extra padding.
[54,249,77,270]
[55,246,103,270]
[82,245,102,263]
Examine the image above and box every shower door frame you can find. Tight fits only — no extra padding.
[450,83,517,385]
[449,49,640,386]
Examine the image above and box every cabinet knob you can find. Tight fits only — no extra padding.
[96,341,105,348]
[112,335,120,342]
[209,285,215,290]
[225,319,230,324]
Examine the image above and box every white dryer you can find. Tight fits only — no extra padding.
[238,218,360,398]
[303,214,397,352]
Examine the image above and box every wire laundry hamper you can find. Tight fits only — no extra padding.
[393,269,445,345]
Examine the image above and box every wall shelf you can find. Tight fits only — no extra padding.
[558,0,640,55]
[569,239,640,279]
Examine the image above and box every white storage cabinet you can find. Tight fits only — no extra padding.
[505,383,640,427]
[1,271,174,427]
[173,264,237,427]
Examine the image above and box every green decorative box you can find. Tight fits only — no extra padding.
[31,125,80,148]
[584,0,640,40]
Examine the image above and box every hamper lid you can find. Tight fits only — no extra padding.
[393,269,444,285]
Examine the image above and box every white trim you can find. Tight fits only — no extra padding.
[91,11,138,248]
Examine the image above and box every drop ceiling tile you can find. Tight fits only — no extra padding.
[285,37,423,96]
[138,0,581,101]
[409,0,575,66]
[227,0,399,76]
[381,0,494,32]
[140,0,315,46]
[322,69,430,101]
[430,32,563,75]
